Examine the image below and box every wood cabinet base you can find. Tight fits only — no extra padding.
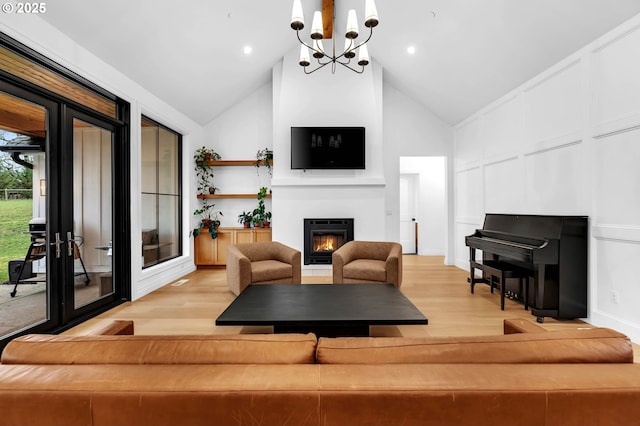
[194,227,272,266]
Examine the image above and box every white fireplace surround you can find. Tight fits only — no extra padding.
[271,48,386,275]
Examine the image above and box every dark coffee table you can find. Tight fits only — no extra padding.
[215,283,428,337]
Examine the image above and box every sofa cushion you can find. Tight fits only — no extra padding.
[343,259,386,282]
[1,333,317,365]
[251,260,293,282]
[316,328,633,364]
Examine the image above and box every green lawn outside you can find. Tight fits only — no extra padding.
[0,199,33,284]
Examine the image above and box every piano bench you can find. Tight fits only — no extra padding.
[469,260,530,311]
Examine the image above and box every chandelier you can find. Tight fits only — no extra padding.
[290,0,379,74]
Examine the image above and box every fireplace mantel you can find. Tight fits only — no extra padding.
[271,177,385,187]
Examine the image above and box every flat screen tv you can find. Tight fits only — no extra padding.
[291,126,365,170]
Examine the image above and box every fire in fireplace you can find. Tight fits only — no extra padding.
[304,218,354,265]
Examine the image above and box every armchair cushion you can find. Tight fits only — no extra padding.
[343,259,386,283]
[252,260,294,283]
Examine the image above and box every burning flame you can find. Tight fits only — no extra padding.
[314,236,336,252]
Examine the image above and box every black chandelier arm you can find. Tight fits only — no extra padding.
[296,30,328,57]
[302,61,333,74]
[336,60,365,74]
[344,25,374,56]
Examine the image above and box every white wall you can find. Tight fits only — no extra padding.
[383,85,454,262]
[453,13,640,342]
[1,15,204,300]
[200,83,273,228]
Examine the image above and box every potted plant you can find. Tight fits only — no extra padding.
[256,147,273,177]
[191,200,223,239]
[237,211,253,228]
[263,211,272,228]
[252,186,271,228]
[194,146,221,195]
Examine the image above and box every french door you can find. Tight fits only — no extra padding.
[0,82,128,346]
[60,107,124,322]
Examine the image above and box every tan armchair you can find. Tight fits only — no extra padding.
[332,241,403,288]
[226,241,301,296]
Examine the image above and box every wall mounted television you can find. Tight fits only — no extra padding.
[291,126,365,170]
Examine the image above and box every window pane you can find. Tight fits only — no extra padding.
[141,126,157,194]
[158,194,180,261]
[140,116,181,269]
[158,128,178,195]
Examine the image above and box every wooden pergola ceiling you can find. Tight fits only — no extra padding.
[0,91,46,138]
[0,45,116,139]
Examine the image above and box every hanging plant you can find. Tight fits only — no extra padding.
[256,148,273,177]
[194,146,221,195]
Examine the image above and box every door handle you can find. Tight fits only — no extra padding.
[50,232,62,258]
[67,232,74,257]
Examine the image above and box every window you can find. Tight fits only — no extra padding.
[141,116,182,268]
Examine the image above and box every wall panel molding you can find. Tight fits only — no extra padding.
[592,224,640,244]
[591,112,640,139]
[591,22,640,139]
[455,216,483,226]
[524,131,583,156]
[455,162,481,173]
[483,154,518,168]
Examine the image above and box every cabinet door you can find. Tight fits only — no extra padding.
[194,234,216,265]
[235,229,254,244]
[254,228,272,242]
[213,230,233,265]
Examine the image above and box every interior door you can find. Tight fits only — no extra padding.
[399,173,418,254]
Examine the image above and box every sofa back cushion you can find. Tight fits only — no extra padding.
[316,328,633,364]
[1,333,317,365]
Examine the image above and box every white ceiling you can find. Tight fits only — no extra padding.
[39,0,640,125]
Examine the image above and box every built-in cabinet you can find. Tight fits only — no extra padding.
[194,227,272,266]
[194,158,273,266]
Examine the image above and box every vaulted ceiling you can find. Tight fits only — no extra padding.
[38,0,640,125]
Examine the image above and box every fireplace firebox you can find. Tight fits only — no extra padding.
[304,218,354,265]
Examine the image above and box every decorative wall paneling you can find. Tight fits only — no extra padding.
[591,24,640,139]
[453,13,640,342]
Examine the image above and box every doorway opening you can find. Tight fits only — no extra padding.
[399,157,446,256]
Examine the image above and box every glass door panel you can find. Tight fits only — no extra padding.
[0,89,51,336]
[71,118,113,309]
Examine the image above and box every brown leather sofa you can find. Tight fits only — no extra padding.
[332,240,403,288]
[1,320,639,426]
[226,241,301,295]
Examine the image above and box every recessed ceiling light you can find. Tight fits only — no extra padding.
[243,45,253,55]
[407,46,416,55]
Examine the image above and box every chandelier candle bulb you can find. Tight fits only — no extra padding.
[299,45,311,67]
[358,44,370,66]
[311,11,324,39]
[344,39,356,59]
[291,0,304,30]
[364,0,379,27]
[345,10,359,39]
[313,40,325,58]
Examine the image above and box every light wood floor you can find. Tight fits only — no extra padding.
[65,256,639,361]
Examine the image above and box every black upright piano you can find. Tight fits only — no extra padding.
[465,214,588,321]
